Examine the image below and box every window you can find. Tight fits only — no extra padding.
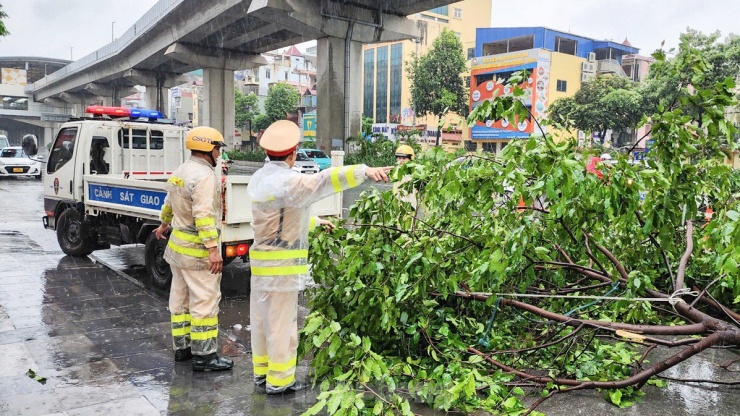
[363,49,375,118]
[117,129,164,149]
[376,46,389,123]
[389,43,403,124]
[554,36,577,56]
[0,148,26,158]
[482,35,534,56]
[1,95,29,111]
[556,80,567,92]
[454,8,462,19]
[482,142,497,153]
[47,127,78,174]
[467,47,475,60]
[464,141,477,152]
[284,72,288,80]
[265,69,271,79]
[429,6,448,15]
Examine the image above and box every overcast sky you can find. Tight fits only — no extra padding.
[0,0,737,61]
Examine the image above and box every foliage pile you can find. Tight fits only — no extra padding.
[300,40,740,415]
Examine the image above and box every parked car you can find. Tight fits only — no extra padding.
[265,151,320,174]
[0,135,9,150]
[293,151,320,174]
[300,148,331,170]
[0,146,43,179]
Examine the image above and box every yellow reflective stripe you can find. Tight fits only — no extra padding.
[190,329,218,341]
[330,167,341,192]
[168,176,184,187]
[309,217,317,230]
[198,229,219,240]
[253,355,269,364]
[251,265,309,276]
[268,357,297,373]
[171,313,192,323]
[172,327,191,337]
[267,374,295,387]
[172,229,201,244]
[191,317,218,327]
[254,366,268,375]
[346,165,357,188]
[195,217,216,227]
[254,194,275,202]
[167,240,209,258]
[249,249,308,261]
[160,205,173,222]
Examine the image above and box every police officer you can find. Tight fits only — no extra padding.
[248,120,391,394]
[393,144,418,209]
[394,144,414,165]
[153,126,233,372]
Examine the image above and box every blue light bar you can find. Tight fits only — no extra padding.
[130,108,164,120]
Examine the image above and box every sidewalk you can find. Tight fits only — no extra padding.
[0,237,314,416]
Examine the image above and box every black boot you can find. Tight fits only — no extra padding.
[174,347,193,362]
[266,381,309,395]
[192,353,234,372]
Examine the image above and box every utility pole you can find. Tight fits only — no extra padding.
[111,21,115,42]
[70,47,73,60]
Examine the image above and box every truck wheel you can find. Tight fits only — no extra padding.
[145,232,172,291]
[56,208,94,256]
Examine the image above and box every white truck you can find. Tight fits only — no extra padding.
[41,106,342,291]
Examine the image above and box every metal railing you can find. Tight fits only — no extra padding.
[32,0,183,91]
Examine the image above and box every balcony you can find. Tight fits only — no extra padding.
[597,59,628,78]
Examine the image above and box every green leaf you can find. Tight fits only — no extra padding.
[609,390,622,406]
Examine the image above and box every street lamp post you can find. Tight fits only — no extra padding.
[111,21,115,42]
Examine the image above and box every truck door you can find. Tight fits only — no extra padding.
[45,126,80,201]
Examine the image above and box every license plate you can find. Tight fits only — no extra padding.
[12,168,23,173]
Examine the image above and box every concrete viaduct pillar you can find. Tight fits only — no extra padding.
[248,0,419,151]
[316,37,364,152]
[163,43,265,145]
[201,68,236,146]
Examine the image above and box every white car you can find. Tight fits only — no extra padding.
[0,146,43,179]
[265,152,319,174]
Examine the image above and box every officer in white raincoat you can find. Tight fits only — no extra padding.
[248,120,392,394]
[153,126,233,372]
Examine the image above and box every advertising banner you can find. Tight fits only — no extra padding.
[469,49,551,140]
[303,112,316,138]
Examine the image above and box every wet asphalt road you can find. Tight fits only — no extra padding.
[0,177,738,416]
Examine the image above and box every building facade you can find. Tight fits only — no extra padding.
[361,0,492,149]
[467,27,640,153]
[0,57,73,150]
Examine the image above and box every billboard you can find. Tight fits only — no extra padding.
[469,49,551,140]
[303,112,316,139]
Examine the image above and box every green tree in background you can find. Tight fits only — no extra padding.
[548,75,646,145]
[0,4,9,38]
[407,29,469,146]
[264,82,301,124]
[643,29,740,125]
[234,89,259,131]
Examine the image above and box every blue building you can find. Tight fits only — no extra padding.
[467,27,639,151]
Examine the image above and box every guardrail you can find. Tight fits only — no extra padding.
[32,0,183,91]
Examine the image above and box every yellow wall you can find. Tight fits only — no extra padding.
[363,0,492,144]
[546,52,587,143]
[548,52,585,103]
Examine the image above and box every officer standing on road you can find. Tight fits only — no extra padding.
[153,126,234,372]
[248,120,391,394]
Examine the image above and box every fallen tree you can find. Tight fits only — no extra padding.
[299,41,740,415]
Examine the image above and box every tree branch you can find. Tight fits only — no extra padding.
[675,220,694,291]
